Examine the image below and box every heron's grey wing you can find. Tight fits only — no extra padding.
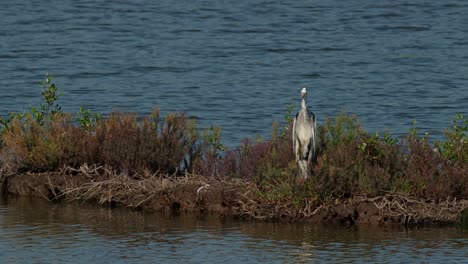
[310,111,317,158]
[292,113,297,150]
[293,113,301,162]
[310,112,316,123]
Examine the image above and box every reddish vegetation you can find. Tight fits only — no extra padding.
[1,110,198,175]
[1,109,467,225]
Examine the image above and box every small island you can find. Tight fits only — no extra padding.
[1,75,467,226]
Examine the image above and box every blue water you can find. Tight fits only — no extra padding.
[1,0,467,146]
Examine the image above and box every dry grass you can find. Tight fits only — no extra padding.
[354,195,468,224]
[36,166,467,224]
[234,185,467,224]
[48,164,210,207]
[4,161,466,225]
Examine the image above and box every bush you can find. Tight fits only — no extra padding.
[243,112,468,202]
[436,113,468,164]
[0,109,200,176]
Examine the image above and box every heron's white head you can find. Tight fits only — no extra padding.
[301,87,307,98]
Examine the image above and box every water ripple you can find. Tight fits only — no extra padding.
[0,0,467,147]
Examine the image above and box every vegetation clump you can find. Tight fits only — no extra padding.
[1,74,467,224]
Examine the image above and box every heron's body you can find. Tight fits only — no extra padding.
[292,87,317,179]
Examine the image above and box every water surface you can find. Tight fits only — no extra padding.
[1,197,467,263]
[1,0,467,145]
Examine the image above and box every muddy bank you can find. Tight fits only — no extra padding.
[2,172,467,226]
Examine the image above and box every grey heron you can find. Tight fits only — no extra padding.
[292,87,317,179]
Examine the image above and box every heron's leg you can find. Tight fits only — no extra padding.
[298,160,308,179]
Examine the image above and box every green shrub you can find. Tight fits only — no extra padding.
[436,114,468,164]
[31,73,62,125]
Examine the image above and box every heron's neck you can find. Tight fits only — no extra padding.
[301,97,307,111]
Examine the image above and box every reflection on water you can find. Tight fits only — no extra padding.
[1,197,467,263]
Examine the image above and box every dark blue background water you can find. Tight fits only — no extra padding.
[1,0,467,145]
